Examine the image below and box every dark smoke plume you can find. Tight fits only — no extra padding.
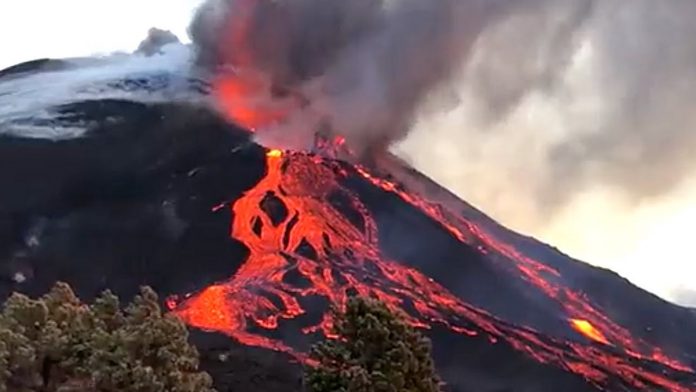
[188,0,582,154]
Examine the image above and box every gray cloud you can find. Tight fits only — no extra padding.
[543,1,696,207]
[399,0,696,219]
[137,28,181,57]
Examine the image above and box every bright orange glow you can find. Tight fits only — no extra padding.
[266,149,283,158]
[210,0,301,131]
[570,319,610,345]
[214,73,293,131]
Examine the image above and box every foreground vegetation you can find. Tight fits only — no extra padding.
[307,297,441,392]
[0,283,214,392]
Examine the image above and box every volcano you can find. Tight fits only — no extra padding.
[1,58,696,392]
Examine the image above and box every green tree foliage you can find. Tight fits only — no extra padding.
[306,297,441,392]
[0,282,215,392]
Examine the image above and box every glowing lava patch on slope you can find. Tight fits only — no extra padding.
[570,319,610,345]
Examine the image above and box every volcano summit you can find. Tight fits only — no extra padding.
[1,48,696,391]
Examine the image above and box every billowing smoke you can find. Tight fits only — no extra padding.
[395,0,696,301]
[400,0,696,213]
[189,0,590,155]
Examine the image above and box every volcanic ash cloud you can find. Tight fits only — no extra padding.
[188,0,574,156]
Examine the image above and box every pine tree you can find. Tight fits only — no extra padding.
[0,282,214,392]
[306,297,441,392]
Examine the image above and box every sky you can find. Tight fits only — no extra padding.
[0,0,694,307]
[0,0,201,70]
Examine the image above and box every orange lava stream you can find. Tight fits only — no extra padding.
[170,149,693,391]
[354,164,693,375]
[174,150,493,348]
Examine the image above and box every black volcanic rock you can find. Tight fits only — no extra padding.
[0,101,265,300]
[191,331,303,392]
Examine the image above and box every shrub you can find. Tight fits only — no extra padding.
[306,297,441,392]
[0,282,214,392]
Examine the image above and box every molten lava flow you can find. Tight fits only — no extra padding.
[170,147,694,391]
[570,319,610,345]
[173,150,493,350]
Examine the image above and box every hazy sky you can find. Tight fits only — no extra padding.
[0,1,694,307]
